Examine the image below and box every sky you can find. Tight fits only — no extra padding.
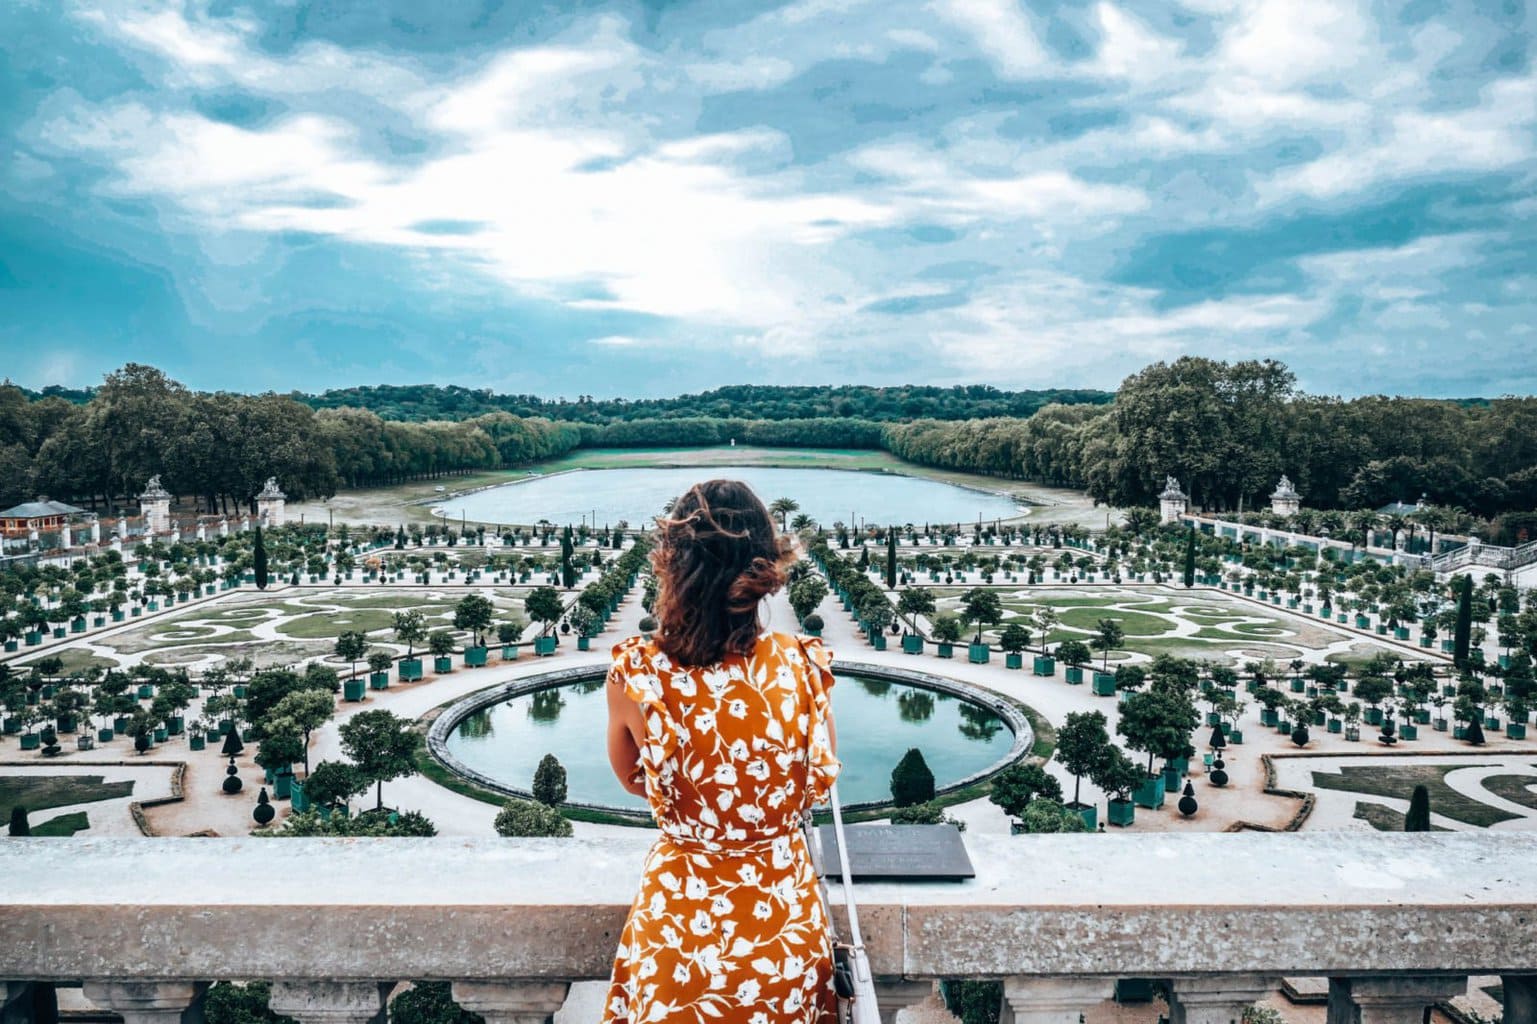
[0,0,1533,400]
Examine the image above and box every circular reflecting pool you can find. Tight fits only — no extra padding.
[435,465,1023,528]
[440,671,1019,811]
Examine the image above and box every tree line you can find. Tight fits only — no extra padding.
[3,357,1534,533]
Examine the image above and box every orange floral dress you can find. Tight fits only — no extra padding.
[603,631,842,1024]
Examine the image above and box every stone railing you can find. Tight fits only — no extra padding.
[4,834,1536,1024]
[1432,539,1537,575]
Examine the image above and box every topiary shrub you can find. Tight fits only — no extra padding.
[889,747,935,807]
[888,800,965,831]
[8,806,30,836]
[493,799,572,837]
[1404,784,1431,831]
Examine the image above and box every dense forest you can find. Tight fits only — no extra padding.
[297,383,1113,423]
[1,360,1533,539]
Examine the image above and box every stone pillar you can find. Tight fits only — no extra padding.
[451,982,571,1024]
[219,519,229,537]
[110,538,122,554]
[240,516,251,533]
[256,477,287,528]
[1160,476,1189,526]
[81,981,208,1024]
[1327,976,1466,1024]
[1502,975,1537,1024]
[170,529,181,544]
[268,981,390,1024]
[59,525,71,549]
[874,980,934,1024]
[1168,976,1280,1024]
[89,519,101,544]
[1000,976,1113,1024]
[139,476,172,536]
[196,523,207,541]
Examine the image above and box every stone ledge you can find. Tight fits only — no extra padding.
[2,834,1534,982]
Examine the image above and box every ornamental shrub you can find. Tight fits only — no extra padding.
[493,799,572,838]
[889,747,935,807]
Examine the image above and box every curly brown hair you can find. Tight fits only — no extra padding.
[650,479,797,667]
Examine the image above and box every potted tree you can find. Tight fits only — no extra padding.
[335,630,369,701]
[570,605,601,652]
[525,586,564,655]
[960,588,1001,664]
[800,613,823,639]
[428,629,457,675]
[931,614,962,659]
[897,587,934,654]
[392,610,426,682]
[1056,710,1111,830]
[999,623,1031,670]
[454,594,494,666]
[1343,702,1363,741]
[367,650,393,690]
[1095,748,1145,828]
[1116,688,1197,810]
[498,620,525,660]
[1057,640,1092,686]
[1091,618,1124,694]
[1031,607,1059,675]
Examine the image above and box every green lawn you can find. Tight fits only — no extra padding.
[1353,801,1452,832]
[30,811,90,836]
[0,775,134,814]
[1481,772,1537,812]
[1311,765,1516,828]
[277,610,398,639]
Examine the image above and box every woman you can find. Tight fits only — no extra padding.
[603,479,841,1024]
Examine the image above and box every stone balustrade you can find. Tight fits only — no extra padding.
[4,834,1536,1024]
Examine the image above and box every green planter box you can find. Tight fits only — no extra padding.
[290,778,309,812]
[1327,719,1342,734]
[1064,667,1084,685]
[1004,652,1023,670]
[1415,709,1431,724]
[55,715,76,734]
[1365,707,1383,726]
[1205,711,1221,727]
[433,656,454,674]
[343,679,366,702]
[1485,715,1501,730]
[1033,655,1056,676]
[137,684,155,699]
[1508,722,1527,740]
[1092,672,1116,696]
[1400,724,1418,741]
[1260,709,1278,727]
[204,729,221,743]
[1355,615,1371,629]
[398,658,424,682]
[464,646,489,666]
[111,610,125,622]
[967,642,989,664]
[535,636,558,656]
[1070,803,1097,831]
[20,734,40,750]
[1133,774,1165,810]
[936,643,954,659]
[1441,639,1455,653]
[369,672,390,690]
[166,716,183,736]
[1289,678,1305,693]
[98,727,115,742]
[189,734,204,750]
[51,627,66,638]
[1107,799,1135,827]
[1453,725,1467,740]
[501,645,520,661]
[2,640,16,653]
[233,684,248,698]
[1419,636,1433,648]
[1161,765,1181,792]
[870,634,887,651]
[902,635,924,655]
[577,635,592,651]
[153,727,167,743]
[274,771,294,800]
[1228,729,1243,745]
[1434,718,1448,732]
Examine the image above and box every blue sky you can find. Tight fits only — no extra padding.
[0,0,1532,399]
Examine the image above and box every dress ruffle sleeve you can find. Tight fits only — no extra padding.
[609,635,679,814]
[795,634,842,808]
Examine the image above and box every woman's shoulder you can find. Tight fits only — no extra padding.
[610,633,654,660]
[763,630,833,665]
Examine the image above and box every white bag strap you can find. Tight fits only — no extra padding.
[827,780,867,961]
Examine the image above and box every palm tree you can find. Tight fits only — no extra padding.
[1349,511,1379,554]
[789,512,814,532]
[1384,513,1409,551]
[769,497,799,532]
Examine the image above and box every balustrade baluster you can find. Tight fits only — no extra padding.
[1502,974,1537,1024]
[1327,976,1467,1024]
[1167,975,1281,1024]
[874,979,934,1024]
[1000,977,1112,1024]
[81,982,208,1024]
[450,981,570,1024]
[267,981,392,1024]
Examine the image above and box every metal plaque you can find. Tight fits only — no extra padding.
[813,823,975,881]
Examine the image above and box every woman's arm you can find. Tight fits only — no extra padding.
[606,670,648,797]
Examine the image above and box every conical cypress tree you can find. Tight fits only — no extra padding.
[560,527,575,589]
[1182,527,1197,589]
[8,806,30,836]
[886,529,898,589]
[253,525,269,590]
[1404,784,1431,831]
[1452,574,1473,669]
[221,727,244,757]
[890,747,935,806]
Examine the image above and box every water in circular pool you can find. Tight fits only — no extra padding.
[435,465,1022,528]
[443,673,1015,810]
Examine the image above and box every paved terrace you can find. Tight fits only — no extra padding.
[2,834,1535,1024]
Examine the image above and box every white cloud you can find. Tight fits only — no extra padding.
[589,335,639,347]
[932,0,1051,80]
[1089,4,1184,84]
